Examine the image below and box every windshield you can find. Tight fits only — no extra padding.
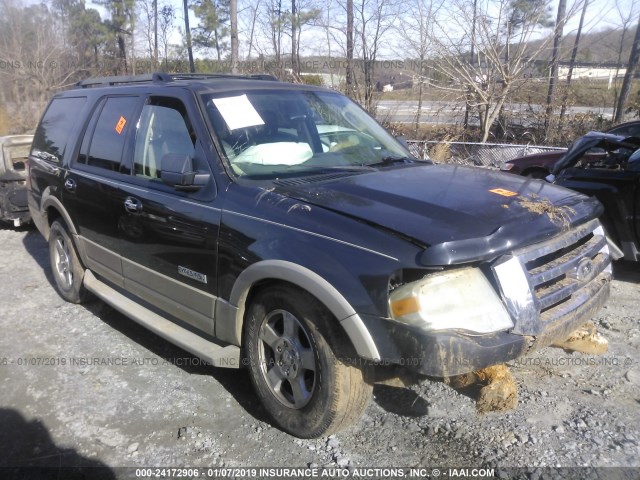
[201,89,412,179]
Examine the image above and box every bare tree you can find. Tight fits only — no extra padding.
[154,0,158,66]
[289,0,321,79]
[353,0,399,113]
[0,0,83,131]
[611,0,639,120]
[559,0,589,123]
[544,0,566,135]
[138,0,154,62]
[395,0,444,135]
[428,0,554,142]
[614,14,640,123]
[254,0,289,77]
[158,4,175,69]
[291,0,299,77]
[230,0,238,72]
[182,0,195,72]
[237,0,261,62]
[346,0,354,96]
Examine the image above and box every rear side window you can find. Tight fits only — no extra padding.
[32,97,87,163]
[85,96,139,171]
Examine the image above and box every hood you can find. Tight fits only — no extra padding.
[276,164,602,265]
[552,131,640,174]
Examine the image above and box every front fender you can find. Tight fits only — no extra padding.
[216,260,381,361]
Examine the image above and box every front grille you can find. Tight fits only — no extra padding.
[513,218,611,324]
[492,218,612,336]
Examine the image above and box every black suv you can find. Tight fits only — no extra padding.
[28,73,612,438]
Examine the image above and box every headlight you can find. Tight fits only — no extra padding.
[388,267,514,334]
[500,163,514,171]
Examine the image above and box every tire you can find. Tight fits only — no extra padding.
[244,284,372,438]
[49,219,89,304]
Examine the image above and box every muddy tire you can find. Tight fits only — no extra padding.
[244,284,372,438]
[49,220,89,304]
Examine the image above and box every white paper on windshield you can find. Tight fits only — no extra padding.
[212,94,264,131]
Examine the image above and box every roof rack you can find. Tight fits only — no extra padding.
[169,73,279,81]
[75,72,278,88]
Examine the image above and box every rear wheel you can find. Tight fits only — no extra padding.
[244,284,372,438]
[49,220,89,303]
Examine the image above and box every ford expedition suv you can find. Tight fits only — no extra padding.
[28,73,612,438]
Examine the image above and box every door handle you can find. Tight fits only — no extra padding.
[124,196,142,213]
[64,178,76,192]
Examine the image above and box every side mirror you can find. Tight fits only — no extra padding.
[160,154,209,192]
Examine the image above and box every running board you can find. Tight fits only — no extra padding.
[83,270,241,368]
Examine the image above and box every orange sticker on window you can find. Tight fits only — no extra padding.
[489,188,518,197]
[115,116,127,134]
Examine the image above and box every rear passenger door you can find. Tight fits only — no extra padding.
[65,95,142,287]
[116,93,221,336]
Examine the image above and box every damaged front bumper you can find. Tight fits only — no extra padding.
[363,219,612,377]
[362,271,610,377]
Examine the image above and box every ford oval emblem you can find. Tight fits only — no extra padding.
[574,257,595,283]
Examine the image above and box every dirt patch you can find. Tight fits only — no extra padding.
[518,193,576,228]
[447,364,519,413]
[553,322,609,355]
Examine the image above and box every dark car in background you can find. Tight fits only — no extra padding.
[548,132,640,262]
[0,135,33,227]
[501,120,640,178]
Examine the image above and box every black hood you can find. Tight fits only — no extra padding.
[277,164,603,265]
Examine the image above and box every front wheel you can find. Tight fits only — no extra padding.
[49,220,90,303]
[244,285,372,438]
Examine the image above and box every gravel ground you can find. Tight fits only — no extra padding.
[0,225,639,479]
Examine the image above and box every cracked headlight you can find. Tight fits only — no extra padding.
[388,267,514,334]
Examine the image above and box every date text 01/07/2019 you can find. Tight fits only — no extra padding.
[133,467,497,479]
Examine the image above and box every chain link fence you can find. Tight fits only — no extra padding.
[406,141,566,168]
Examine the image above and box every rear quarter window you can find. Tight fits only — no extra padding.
[85,96,139,171]
[32,97,87,163]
